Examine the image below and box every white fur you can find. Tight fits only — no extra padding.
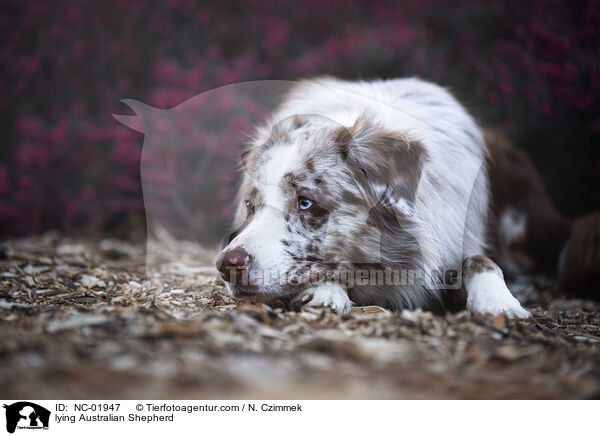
[498,207,527,246]
[227,144,301,288]
[293,283,353,314]
[465,271,531,318]
[226,206,293,289]
[497,207,532,275]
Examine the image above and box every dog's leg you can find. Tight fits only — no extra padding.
[463,255,531,318]
[291,283,353,314]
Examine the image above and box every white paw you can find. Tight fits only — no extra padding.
[293,283,353,314]
[466,272,531,319]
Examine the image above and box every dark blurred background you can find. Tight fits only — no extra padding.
[1,0,599,238]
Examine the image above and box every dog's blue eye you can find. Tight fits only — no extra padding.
[298,197,313,210]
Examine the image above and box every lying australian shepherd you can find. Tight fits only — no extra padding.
[216,77,594,317]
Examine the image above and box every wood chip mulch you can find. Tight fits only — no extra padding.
[1,234,599,399]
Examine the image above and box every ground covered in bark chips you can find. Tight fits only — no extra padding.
[1,234,599,399]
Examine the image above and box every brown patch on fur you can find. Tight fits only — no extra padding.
[463,255,501,282]
[333,126,352,160]
[333,125,353,144]
[299,202,329,229]
[341,115,428,211]
[248,186,258,200]
[292,116,307,129]
[341,190,365,206]
[305,157,315,172]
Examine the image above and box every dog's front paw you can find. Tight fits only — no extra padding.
[292,283,352,314]
[466,272,531,319]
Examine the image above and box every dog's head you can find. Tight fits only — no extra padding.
[216,113,427,302]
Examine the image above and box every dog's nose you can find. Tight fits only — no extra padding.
[216,246,251,283]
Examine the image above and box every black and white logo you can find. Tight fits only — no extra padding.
[3,402,50,434]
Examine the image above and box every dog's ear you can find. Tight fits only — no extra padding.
[334,115,428,216]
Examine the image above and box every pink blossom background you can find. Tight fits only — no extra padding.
[1,0,599,237]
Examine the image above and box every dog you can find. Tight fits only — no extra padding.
[486,129,600,300]
[215,76,562,317]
